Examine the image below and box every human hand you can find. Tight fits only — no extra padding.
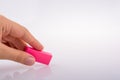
[0,15,43,66]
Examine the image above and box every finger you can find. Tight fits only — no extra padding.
[0,43,35,66]
[20,28,44,50]
[4,36,27,50]
[10,21,44,50]
[12,39,27,50]
[0,16,43,50]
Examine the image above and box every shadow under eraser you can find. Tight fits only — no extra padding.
[24,47,52,65]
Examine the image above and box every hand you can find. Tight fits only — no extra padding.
[0,15,43,66]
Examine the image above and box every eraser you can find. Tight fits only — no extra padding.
[24,47,52,65]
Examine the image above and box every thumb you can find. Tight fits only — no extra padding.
[0,43,35,66]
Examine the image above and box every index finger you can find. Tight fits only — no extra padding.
[2,16,44,50]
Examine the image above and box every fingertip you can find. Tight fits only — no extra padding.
[36,44,44,50]
[30,40,44,51]
[24,56,35,66]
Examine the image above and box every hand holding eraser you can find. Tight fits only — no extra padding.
[24,47,52,65]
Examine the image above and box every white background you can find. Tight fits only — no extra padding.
[0,0,120,80]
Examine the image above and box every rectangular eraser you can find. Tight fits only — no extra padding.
[24,47,52,65]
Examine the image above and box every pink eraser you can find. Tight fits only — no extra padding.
[24,47,52,65]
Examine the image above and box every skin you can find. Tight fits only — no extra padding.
[0,15,44,66]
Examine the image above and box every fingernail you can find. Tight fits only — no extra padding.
[24,57,35,66]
